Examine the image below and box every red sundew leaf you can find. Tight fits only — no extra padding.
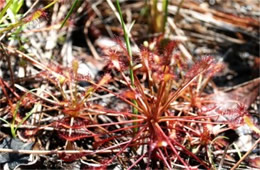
[217,104,247,124]
[157,140,168,148]
[46,63,64,75]
[185,56,215,80]
[20,93,38,108]
[201,78,260,129]
[97,74,111,88]
[202,91,248,128]
[152,53,161,65]
[226,77,260,109]
[38,70,65,87]
[248,156,260,169]
[58,131,90,141]
[164,41,176,56]
[212,105,246,126]
[93,135,121,149]
[170,139,209,169]
[63,103,83,117]
[93,139,105,149]
[0,0,5,9]
[121,90,138,100]
[148,126,168,149]
[114,38,130,60]
[75,74,92,82]
[24,128,41,137]
[56,117,90,129]
[108,51,121,71]
[73,118,91,128]
[105,50,129,72]
[162,73,175,82]
[58,152,86,162]
[200,125,211,146]
[173,53,187,71]
[161,41,176,65]
[206,62,223,78]
[23,9,48,23]
[140,48,150,70]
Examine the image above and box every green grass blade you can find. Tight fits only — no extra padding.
[232,143,242,159]
[0,0,14,24]
[115,0,134,85]
[59,0,79,29]
[10,89,38,138]
[11,0,24,14]
[115,0,139,133]
[0,118,10,125]
[14,103,39,132]
[11,99,21,137]
[42,0,58,10]
[162,0,168,32]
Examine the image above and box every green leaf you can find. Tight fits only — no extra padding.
[14,103,39,132]
[162,0,168,32]
[0,117,10,125]
[59,0,79,29]
[10,0,24,14]
[0,0,14,24]
[10,89,38,138]
[116,0,132,60]
[116,0,135,86]
[116,0,139,132]
[11,98,21,138]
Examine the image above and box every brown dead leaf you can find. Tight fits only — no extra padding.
[225,77,260,109]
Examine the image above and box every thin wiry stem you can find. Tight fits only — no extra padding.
[115,0,139,125]
[231,138,260,170]
[127,153,147,170]
[0,148,122,155]
[154,122,190,169]
[105,125,147,165]
[158,148,172,169]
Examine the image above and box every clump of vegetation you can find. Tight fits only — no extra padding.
[0,0,259,169]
